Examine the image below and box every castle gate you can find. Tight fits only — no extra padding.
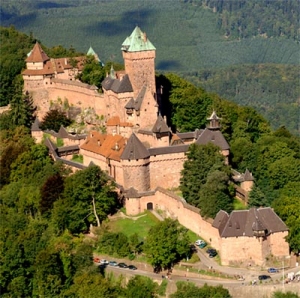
[147,202,153,210]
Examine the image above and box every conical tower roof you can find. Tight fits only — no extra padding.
[244,169,254,181]
[121,133,150,160]
[121,26,156,52]
[87,46,96,56]
[26,42,49,63]
[152,115,169,133]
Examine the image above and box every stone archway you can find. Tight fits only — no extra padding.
[147,202,153,210]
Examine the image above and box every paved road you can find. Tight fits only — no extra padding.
[102,264,245,287]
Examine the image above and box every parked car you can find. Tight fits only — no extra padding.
[198,241,207,248]
[206,248,217,255]
[100,259,109,265]
[209,250,218,258]
[128,265,137,270]
[258,275,271,280]
[268,268,279,273]
[195,239,206,246]
[118,262,128,268]
[108,261,118,266]
[93,257,100,263]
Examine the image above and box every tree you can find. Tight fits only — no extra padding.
[10,143,52,183]
[78,55,105,88]
[164,73,212,132]
[9,76,36,128]
[126,275,159,298]
[170,281,231,298]
[98,231,131,258]
[39,173,64,216]
[144,219,190,271]
[65,268,122,298]
[0,126,34,188]
[40,109,72,132]
[180,143,229,207]
[52,165,117,234]
[248,184,269,208]
[198,170,233,218]
[272,193,300,253]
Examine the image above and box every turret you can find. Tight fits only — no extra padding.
[26,42,49,70]
[120,133,150,192]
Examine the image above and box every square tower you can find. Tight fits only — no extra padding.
[121,26,156,97]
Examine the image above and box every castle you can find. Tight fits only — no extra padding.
[25,26,289,266]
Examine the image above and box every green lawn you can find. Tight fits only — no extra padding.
[108,211,160,239]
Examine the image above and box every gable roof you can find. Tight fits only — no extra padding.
[80,131,127,162]
[102,74,133,93]
[121,26,156,52]
[212,207,288,238]
[26,42,49,63]
[124,85,147,111]
[152,115,169,134]
[121,133,150,160]
[196,128,229,150]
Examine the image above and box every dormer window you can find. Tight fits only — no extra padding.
[126,109,133,115]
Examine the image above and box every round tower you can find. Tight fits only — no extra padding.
[121,26,156,97]
[120,133,150,192]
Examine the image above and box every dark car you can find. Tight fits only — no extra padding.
[258,275,271,280]
[118,263,128,268]
[128,265,137,270]
[206,248,217,255]
[209,250,218,258]
[268,268,279,273]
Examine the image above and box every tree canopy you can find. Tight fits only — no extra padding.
[180,143,233,218]
[170,281,231,298]
[144,218,191,271]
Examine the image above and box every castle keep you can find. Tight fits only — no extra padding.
[25,26,289,266]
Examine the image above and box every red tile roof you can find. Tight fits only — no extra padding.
[80,131,127,161]
[107,116,133,127]
[26,42,49,63]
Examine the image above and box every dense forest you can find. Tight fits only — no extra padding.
[186,0,299,40]
[0,0,299,135]
[0,17,299,297]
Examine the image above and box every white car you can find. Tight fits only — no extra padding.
[100,259,109,265]
[195,239,205,246]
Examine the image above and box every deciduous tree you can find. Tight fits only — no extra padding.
[144,219,190,271]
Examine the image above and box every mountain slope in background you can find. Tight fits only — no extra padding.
[1,0,299,135]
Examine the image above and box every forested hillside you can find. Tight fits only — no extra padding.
[1,27,299,296]
[1,0,299,134]
[181,64,300,135]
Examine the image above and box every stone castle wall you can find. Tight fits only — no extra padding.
[269,231,289,256]
[137,133,169,148]
[47,80,105,115]
[149,152,186,189]
[126,188,220,247]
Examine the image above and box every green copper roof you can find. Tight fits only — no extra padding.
[121,26,156,52]
[87,46,96,56]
